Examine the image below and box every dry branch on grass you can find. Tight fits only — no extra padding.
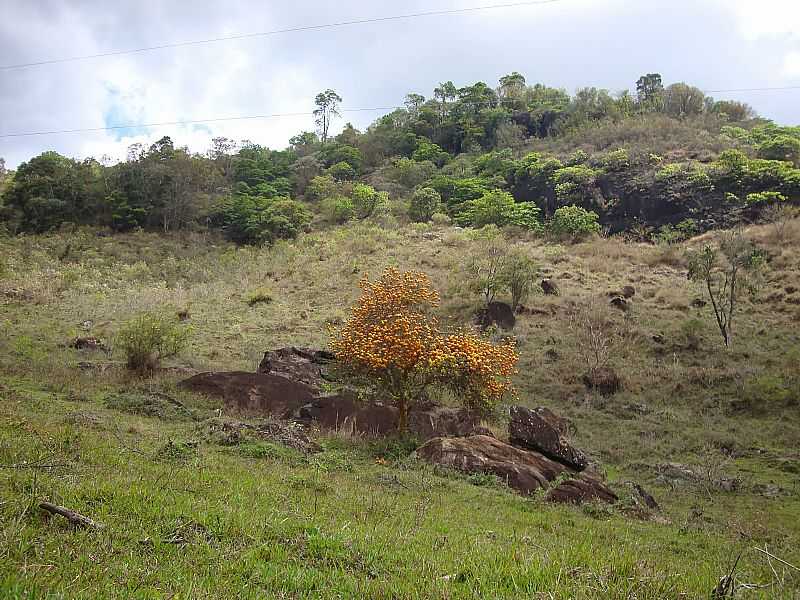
[39,502,103,530]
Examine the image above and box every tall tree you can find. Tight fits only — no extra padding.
[636,73,664,110]
[313,89,342,144]
[498,72,527,107]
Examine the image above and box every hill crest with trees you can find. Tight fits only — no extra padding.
[1,72,798,243]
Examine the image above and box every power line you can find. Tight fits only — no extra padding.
[0,107,402,138]
[0,0,563,71]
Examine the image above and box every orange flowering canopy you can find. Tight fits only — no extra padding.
[330,267,518,425]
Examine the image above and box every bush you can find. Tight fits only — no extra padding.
[430,212,451,226]
[117,313,191,372]
[548,205,601,241]
[500,250,538,311]
[305,175,338,202]
[745,191,786,205]
[327,161,356,182]
[351,183,387,219]
[320,196,355,224]
[408,187,442,222]
[215,194,311,245]
[457,190,542,230]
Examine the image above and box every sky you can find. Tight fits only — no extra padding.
[1,0,799,168]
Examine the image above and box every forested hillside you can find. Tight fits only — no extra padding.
[1,72,799,243]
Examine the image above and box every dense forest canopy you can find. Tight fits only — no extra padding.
[2,72,798,243]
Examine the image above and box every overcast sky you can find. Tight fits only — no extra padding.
[1,0,799,168]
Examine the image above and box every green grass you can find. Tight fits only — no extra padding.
[1,221,799,597]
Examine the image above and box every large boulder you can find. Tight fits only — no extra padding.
[180,371,318,416]
[416,435,568,494]
[416,435,616,504]
[545,475,618,504]
[180,371,483,440]
[508,406,587,471]
[257,347,335,391]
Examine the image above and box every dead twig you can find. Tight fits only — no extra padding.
[39,502,103,529]
[754,546,800,573]
[712,551,741,599]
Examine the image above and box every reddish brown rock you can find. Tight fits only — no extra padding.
[180,371,317,416]
[180,371,483,440]
[545,475,618,504]
[257,347,335,391]
[416,435,568,494]
[508,406,587,471]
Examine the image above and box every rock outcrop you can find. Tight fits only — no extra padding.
[508,406,587,471]
[257,346,335,391]
[416,435,616,504]
[180,349,484,440]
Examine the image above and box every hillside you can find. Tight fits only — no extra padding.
[1,215,800,597]
[1,73,799,244]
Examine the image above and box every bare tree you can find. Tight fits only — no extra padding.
[687,231,765,347]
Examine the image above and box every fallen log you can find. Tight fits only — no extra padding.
[39,502,103,529]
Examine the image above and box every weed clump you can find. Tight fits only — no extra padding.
[116,313,191,372]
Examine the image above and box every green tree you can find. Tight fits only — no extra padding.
[314,89,342,144]
[636,73,664,111]
[457,190,541,230]
[663,83,706,117]
[408,187,442,222]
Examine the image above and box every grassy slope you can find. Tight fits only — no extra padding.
[1,220,799,598]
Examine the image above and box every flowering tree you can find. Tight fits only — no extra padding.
[330,268,518,431]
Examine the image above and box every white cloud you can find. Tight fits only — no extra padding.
[716,0,800,40]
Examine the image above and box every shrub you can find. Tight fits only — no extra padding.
[430,212,451,226]
[305,175,338,202]
[330,268,518,430]
[246,287,273,306]
[466,226,508,305]
[762,203,800,242]
[320,196,355,224]
[500,250,538,311]
[117,313,191,372]
[327,161,356,182]
[350,183,387,219]
[745,191,786,205]
[389,157,437,189]
[408,187,442,223]
[757,135,800,166]
[548,205,601,241]
[215,194,311,245]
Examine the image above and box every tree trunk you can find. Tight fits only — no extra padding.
[397,396,408,433]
